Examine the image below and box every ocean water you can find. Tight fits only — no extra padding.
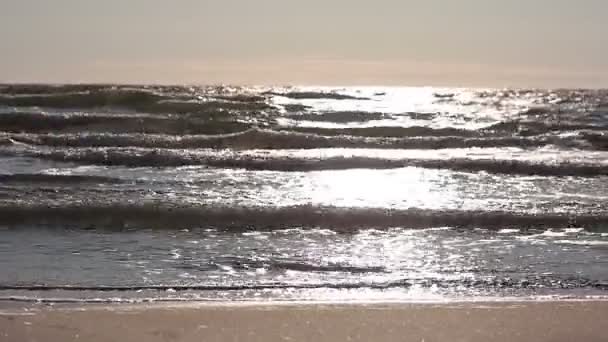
[0,84,607,304]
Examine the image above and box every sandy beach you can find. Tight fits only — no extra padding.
[1,301,607,342]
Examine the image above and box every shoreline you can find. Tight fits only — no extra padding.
[2,300,608,342]
[2,294,608,307]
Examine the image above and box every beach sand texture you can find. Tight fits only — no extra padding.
[2,301,607,342]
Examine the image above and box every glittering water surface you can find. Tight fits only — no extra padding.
[0,227,607,303]
[0,85,607,303]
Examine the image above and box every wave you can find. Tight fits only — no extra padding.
[485,121,607,135]
[288,122,607,138]
[286,111,390,123]
[282,103,312,112]
[2,112,604,139]
[0,89,272,114]
[579,132,608,150]
[5,130,581,150]
[0,89,162,110]
[433,92,456,99]
[0,276,604,294]
[283,126,480,137]
[0,174,124,185]
[0,112,251,135]
[0,283,404,292]
[177,258,386,274]
[0,204,605,230]
[0,136,19,146]
[8,146,607,176]
[213,94,267,103]
[0,84,122,95]
[265,91,369,100]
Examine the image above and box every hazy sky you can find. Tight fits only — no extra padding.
[1,0,607,87]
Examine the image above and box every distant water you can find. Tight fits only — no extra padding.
[0,84,607,303]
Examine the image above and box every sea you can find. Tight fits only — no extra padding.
[0,84,606,304]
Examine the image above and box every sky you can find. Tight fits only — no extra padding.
[1,0,607,87]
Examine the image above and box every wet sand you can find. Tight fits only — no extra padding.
[1,301,607,342]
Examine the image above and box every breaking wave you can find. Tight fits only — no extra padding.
[0,275,605,294]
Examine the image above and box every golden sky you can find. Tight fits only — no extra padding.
[1,0,606,87]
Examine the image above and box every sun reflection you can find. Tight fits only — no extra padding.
[270,86,540,130]
[306,168,458,210]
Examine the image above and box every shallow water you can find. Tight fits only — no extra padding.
[0,85,607,303]
[0,227,607,303]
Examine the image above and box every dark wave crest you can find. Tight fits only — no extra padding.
[5,130,581,150]
[485,120,607,135]
[288,121,607,138]
[0,204,604,230]
[0,89,272,114]
[284,126,479,137]
[9,146,607,177]
[0,174,124,185]
[0,84,124,95]
[177,258,386,274]
[266,91,369,100]
[0,112,251,135]
[579,132,608,150]
[286,111,390,123]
